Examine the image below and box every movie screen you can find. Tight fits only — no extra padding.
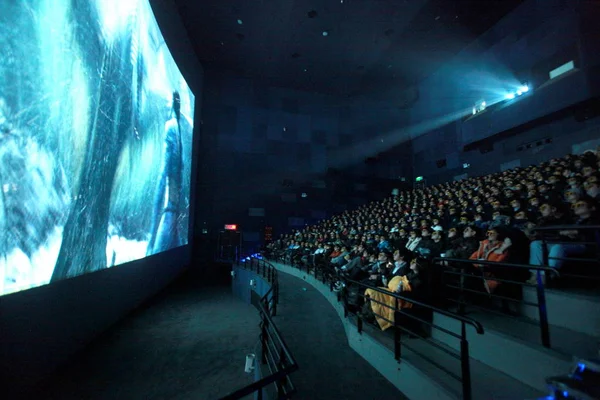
[0,0,195,296]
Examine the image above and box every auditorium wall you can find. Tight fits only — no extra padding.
[0,0,203,395]
[412,110,600,186]
[409,0,600,185]
[199,68,343,245]
[199,69,413,249]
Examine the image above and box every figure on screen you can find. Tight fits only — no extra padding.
[147,91,184,255]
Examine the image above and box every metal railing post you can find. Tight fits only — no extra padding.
[459,267,466,315]
[276,348,286,395]
[394,298,401,361]
[536,235,552,348]
[357,312,363,334]
[261,319,268,365]
[256,385,263,400]
[536,270,551,348]
[272,282,278,317]
[460,322,472,400]
[341,283,349,317]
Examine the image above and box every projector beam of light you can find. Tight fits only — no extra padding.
[328,107,473,171]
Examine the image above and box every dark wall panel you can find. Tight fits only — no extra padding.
[408,0,600,186]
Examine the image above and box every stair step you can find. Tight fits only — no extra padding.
[358,319,544,400]
[521,286,600,337]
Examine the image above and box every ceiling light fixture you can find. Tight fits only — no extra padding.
[237,19,243,25]
[322,30,329,37]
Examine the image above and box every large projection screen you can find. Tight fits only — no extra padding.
[0,0,195,296]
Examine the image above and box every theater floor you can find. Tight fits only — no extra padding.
[37,274,259,400]
[34,269,405,400]
[273,271,407,399]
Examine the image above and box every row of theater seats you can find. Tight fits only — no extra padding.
[268,150,599,304]
[264,150,600,398]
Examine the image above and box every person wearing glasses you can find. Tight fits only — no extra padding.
[528,197,598,284]
[468,227,512,294]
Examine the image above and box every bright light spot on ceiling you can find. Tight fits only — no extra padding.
[322,31,329,36]
[237,19,243,25]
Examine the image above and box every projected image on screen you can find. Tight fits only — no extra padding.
[0,0,195,296]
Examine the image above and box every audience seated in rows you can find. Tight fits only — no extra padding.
[266,150,600,327]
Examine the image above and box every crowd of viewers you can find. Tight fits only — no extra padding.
[265,151,600,329]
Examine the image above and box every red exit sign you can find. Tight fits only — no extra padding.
[224,224,237,230]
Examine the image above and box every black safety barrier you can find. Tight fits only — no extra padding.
[272,254,484,400]
[434,257,559,348]
[221,257,298,400]
[533,224,600,282]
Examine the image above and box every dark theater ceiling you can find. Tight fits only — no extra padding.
[175,0,525,96]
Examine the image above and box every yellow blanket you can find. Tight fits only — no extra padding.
[365,276,413,331]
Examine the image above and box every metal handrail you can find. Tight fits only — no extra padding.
[224,257,297,400]
[438,257,560,276]
[433,256,553,348]
[277,258,483,400]
[533,224,600,281]
[342,277,485,334]
[533,224,600,231]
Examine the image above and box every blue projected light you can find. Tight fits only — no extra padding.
[505,84,530,101]
[0,0,195,296]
